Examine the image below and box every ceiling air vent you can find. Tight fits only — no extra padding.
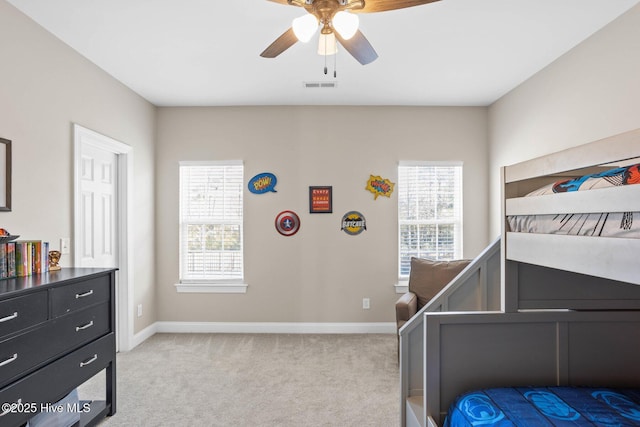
[304,82,337,89]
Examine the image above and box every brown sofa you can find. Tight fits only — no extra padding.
[395,257,471,331]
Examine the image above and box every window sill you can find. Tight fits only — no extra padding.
[395,280,409,294]
[175,282,248,294]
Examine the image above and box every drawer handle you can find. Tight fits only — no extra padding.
[0,312,18,323]
[75,320,94,331]
[80,354,98,367]
[0,398,21,417]
[75,289,94,299]
[0,353,18,367]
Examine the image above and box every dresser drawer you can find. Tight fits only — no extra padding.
[50,275,110,317]
[52,302,111,352]
[0,333,114,427]
[0,303,110,389]
[0,293,48,339]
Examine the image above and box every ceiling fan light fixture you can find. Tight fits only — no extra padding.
[292,14,318,43]
[317,32,337,56]
[332,11,359,40]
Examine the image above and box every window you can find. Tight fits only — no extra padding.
[398,162,463,278]
[179,161,244,287]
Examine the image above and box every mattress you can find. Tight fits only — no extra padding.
[507,212,640,238]
[444,387,640,427]
[508,163,640,239]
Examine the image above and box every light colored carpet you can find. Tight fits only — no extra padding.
[82,333,399,427]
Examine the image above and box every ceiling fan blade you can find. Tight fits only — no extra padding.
[335,30,378,65]
[353,0,440,13]
[260,28,298,58]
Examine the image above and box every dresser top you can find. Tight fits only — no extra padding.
[0,268,117,299]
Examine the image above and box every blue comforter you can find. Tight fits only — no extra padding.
[444,387,640,426]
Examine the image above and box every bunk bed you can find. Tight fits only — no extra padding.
[419,129,640,427]
[399,239,501,427]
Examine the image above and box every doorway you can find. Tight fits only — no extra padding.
[74,124,133,351]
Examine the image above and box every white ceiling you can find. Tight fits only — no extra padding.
[8,0,639,107]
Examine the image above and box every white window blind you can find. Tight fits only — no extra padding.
[398,162,463,278]
[179,161,243,282]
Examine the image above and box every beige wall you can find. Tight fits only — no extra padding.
[488,4,640,236]
[0,1,157,333]
[12,0,636,328]
[156,106,489,323]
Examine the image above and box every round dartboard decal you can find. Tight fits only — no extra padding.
[275,210,301,236]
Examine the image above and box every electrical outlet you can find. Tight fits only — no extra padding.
[137,304,143,317]
[60,238,71,254]
[362,298,370,310]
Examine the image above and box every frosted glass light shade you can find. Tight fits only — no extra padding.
[333,11,359,40]
[317,32,337,55]
[292,14,318,42]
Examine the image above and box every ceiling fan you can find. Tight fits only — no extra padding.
[260,0,441,65]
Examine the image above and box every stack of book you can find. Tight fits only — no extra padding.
[0,240,50,279]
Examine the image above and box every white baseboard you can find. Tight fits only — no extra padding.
[130,322,158,350]
[155,321,396,334]
[123,322,396,351]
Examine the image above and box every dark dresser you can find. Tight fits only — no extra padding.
[0,268,117,427]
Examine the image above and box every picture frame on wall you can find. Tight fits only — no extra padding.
[0,138,11,212]
[309,186,332,214]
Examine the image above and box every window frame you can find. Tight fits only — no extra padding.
[397,161,463,282]
[175,160,247,294]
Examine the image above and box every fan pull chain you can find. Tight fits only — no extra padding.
[324,35,328,75]
[319,34,336,77]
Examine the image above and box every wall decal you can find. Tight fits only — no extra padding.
[309,186,332,213]
[366,175,394,200]
[275,210,300,236]
[341,211,367,235]
[248,172,277,194]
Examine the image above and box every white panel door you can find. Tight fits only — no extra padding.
[79,143,118,268]
[75,123,133,352]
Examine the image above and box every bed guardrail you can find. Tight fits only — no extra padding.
[399,237,502,427]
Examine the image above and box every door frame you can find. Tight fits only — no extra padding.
[73,124,134,351]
